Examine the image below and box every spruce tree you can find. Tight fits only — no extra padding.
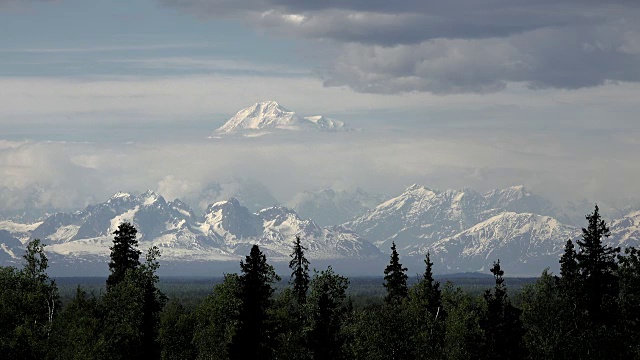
[230,244,281,360]
[559,239,581,305]
[0,239,60,359]
[107,222,141,289]
[407,252,445,359]
[421,252,442,317]
[104,223,165,359]
[307,266,349,360]
[289,235,310,305]
[383,241,408,304]
[560,239,579,281]
[617,247,640,357]
[575,204,620,322]
[481,260,525,360]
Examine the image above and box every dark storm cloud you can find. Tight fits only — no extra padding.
[159,0,626,44]
[159,0,640,94]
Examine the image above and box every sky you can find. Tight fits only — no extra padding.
[1,0,640,214]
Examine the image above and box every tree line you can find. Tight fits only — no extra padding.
[1,205,640,359]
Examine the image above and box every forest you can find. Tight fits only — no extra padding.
[1,205,639,360]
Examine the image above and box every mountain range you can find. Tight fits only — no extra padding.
[1,184,639,276]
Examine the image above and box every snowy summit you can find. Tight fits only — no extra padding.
[212,101,349,136]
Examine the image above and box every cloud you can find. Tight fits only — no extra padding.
[0,74,456,122]
[105,57,310,76]
[2,126,640,214]
[158,0,640,94]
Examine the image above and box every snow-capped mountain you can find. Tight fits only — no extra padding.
[201,199,380,259]
[288,187,385,227]
[0,192,381,269]
[482,185,571,224]
[411,212,579,274]
[303,115,346,131]
[212,101,349,135]
[28,191,221,262]
[0,229,23,262]
[610,210,640,248]
[3,183,640,276]
[346,185,488,251]
[346,184,574,253]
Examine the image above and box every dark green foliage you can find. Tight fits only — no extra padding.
[159,300,196,360]
[559,239,578,282]
[306,266,350,360]
[230,244,281,360]
[272,288,308,360]
[0,239,59,360]
[290,235,310,306]
[414,252,443,318]
[137,247,168,359]
[99,270,146,359]
[383,241,408,304]
[406,253,446,359]
[107,222,141,289]
[481,260,525,360]
[192,273,241,360]
[520,270,583,359]
[49,287,101,360]
[100,223,166,360]
[575,205,620,322]
[617,247,640,357]
[442,283,484,360]
[345,302,414,360]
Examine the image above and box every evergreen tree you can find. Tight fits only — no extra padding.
[192,273,242,360]
[306,266,350,360]
[575,204,620,322]
[230,244,281,360]
[102,222,165,359]
[520,270,583,360]
[481,260,525,360]
[289,235,310,306]
[107,222,141,289]
[442,283,484,360]
[617,247,640,357]
[138,246,167,359]
[383,242,408,304]
[406,252,445,359]
[418,252,442,317]
[557,238,583,344]
[0,239,59,360]
[559,239,579,285]
[99,271,146,360]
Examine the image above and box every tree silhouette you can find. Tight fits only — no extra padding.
[107,222,141,289]
[289,235,310,306]
[383,242,408,304]
[230,244,280,360]
[575,204,620,322]
[481,260,525,360]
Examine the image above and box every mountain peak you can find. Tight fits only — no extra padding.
[256,100,280,107]
[140,190,162,205]
[213,101,349,135]
[110,191,132,199]
[404,184,433,194]
[215,101,300,133]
